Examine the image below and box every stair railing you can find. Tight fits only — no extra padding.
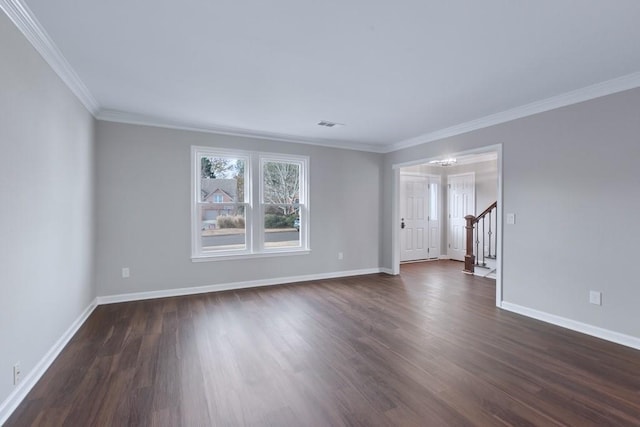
[464,201,497,274]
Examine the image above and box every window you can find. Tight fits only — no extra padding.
[192,146,309,260]
[194,150,248,253]
[261,157,305,249]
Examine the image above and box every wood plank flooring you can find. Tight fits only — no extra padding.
[6,260,640,426]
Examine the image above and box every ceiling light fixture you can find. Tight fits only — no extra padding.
[429,158,457,167]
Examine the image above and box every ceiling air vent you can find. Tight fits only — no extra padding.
[317,120,343,128]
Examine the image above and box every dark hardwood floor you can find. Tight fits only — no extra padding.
[6,260,640,426]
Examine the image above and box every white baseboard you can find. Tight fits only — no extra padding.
[97,268,384,305]
[380,268,395,275]
[438,255,451,260]
[0,299,98,426]
[501,302,640,351]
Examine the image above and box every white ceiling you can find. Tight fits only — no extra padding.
[9,0,640,152]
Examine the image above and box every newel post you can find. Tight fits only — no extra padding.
[464,215,476,273]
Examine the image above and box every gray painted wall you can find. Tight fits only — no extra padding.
[383,88,640,339]
[0,12,95,406]
[94,121,382,296]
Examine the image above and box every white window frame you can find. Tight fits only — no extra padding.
[191,146,310,261]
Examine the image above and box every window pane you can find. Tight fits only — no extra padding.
[200,156,245,203]
[263,161,300,204]
[430,182,438,220]
[264,205,300,248]
[200,205,246,251]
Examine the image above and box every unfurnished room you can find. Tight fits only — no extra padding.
[1,1,640,425]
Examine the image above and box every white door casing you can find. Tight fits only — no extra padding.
[448,173,475,261]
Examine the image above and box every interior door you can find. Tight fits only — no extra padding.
[448,173,475,261]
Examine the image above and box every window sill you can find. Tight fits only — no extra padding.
[192,249,311,262]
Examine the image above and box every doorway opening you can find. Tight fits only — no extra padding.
[392,144,503,307]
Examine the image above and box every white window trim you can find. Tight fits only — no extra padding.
[191,146,310,261]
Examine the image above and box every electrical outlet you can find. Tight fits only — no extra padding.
[506,213,516,225]
[122,267,130,278]
[338,252,344,260]
[589,291,602,306]
[13,363,21,385]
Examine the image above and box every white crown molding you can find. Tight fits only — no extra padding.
[0,0,99,114]
[94,71,640,154]
[0,299,98,426]
[501,302,640,351]
[96,109,387,153]
[387,72,640,153]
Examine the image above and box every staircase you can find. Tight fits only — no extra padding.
[463,201,497,279]
[471,256,496,279]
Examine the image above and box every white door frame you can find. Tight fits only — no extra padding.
[391,144,504,308]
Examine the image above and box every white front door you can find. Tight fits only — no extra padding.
[448,173,475,261]
[400,175,440,262]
